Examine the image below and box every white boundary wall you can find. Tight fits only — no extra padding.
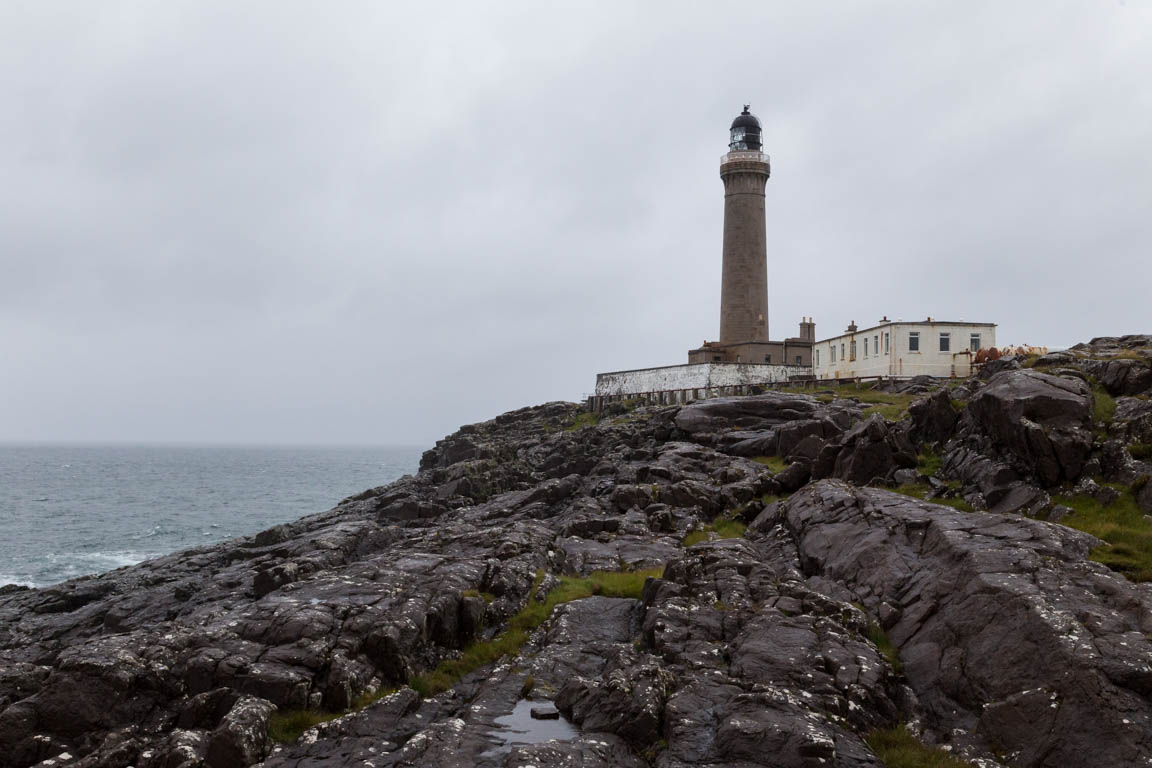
[595,362,803,396]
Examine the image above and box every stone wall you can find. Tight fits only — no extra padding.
[594,362,804,397]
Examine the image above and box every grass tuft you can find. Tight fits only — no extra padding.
[1094,388,1117,426]
[268,709,340,744]
[564,411,600,431]
[891,484,973,513]
[865,725,974,767]
[916,451,942,477]
[751,455,790,473]
[866,621,903,675]
[1055,485,1152,581]
[1129,444,1152,461]
[682,517,747,547]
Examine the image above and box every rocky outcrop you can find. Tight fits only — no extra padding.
[4,352,1152,768]
[965,370,1094,486]
[770,481,1152,768]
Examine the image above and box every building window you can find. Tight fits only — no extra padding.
[850,340,857,361]
[841,343,846,361]
[909,331,920,352]
[830,346,835,363]
[712,355,721,361]
[884,332,890,354]
[765,354,771,363]
[796,355,802,365]
[864,338,869,357]
[875,335,879,356]
[970,333,981,351]
[815,349,820,366]
[940,332,950,352]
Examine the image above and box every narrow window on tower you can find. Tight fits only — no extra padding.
[970,333,981,352]
[796,355,802,365]
[764,354,771,363]
[909,332,920,352]
[939,332,950,352]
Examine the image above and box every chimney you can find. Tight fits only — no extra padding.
[847,320,858,333]
[798,316,815,342]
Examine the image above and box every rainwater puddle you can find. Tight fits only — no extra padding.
[481,699,578,755]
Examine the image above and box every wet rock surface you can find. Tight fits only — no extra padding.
[4,348,1152,767]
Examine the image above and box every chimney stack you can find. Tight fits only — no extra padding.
[798,316,816,342]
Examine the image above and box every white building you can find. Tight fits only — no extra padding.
[812,319,996,380]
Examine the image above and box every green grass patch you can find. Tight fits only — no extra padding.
[863,402,909,420]
[681,530,709,547]
[1094,388,1117,426]
[565,411,600,431]
[761,382,926,421]
[866,622,903,675]
[461,589,495,603]
[1106,350,1147,361]
[916,452,942,476]
[866,726,974,767]
[891,484,973,513]
[268,709,341,744]
[1128,443,1152,461]
[751,455,790,473]
[1055,485,1152,581]
[410,568,662,698]
[797,381,920,422]
[682,516,747,547]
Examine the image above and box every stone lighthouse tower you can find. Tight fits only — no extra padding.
[687,106,813,367]
[719,105,771,344]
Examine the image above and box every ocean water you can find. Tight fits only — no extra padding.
[0,444,422,588]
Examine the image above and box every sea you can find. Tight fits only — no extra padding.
[0,444,423,589]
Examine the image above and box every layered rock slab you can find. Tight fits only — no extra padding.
[768,480,1152,768]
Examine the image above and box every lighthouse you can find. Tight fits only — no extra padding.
[591,105,815,410]
[718,105,772,345]
[685,107,813,367]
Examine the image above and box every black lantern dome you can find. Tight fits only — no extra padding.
[729,105,762,151]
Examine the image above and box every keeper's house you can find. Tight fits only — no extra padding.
[812,318,996,380]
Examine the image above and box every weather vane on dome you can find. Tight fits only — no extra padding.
[743,104,751,113]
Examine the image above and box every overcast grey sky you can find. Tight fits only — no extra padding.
[1,1,1149,447]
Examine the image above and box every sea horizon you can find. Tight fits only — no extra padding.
[0,442,423,588]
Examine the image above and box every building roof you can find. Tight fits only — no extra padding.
[815,319,996,344]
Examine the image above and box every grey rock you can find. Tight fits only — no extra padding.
[908,389,959,445]
[780,481,1152,767]
[977,357,1021,379]
[964,370,1093,486]
[528,706,559,720]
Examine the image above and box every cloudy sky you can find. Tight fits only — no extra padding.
[1,1,1149,447]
